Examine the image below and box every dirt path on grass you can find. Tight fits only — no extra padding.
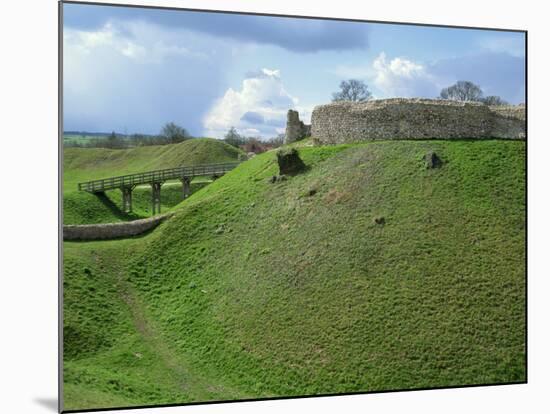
[113,270,241,401]
[116,272,193,392]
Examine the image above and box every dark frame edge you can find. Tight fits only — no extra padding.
[60,0,527,33]
[58,1,64,413]
[524,30,529,384]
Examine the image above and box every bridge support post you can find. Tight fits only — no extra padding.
[121,186,133,213]
[181,177,191,199]
[151,182,162,215]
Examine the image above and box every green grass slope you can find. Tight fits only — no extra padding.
[63,140,525,410]
[63,138,243,224]
[63,182,210,225]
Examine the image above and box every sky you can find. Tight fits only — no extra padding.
[63,3,526,139]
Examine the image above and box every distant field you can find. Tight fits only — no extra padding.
[63,139,526,410]
[63,134,109,145]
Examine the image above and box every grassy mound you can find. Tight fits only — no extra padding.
[63,138,243,224]
[63,140,525,410]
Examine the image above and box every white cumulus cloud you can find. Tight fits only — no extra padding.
[64,20,209,65]
[330,52,441,99]
[371,52,439,98]
[203,68,306,139]
[331,51,524,103]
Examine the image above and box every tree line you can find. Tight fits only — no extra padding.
[64,121,285,153]
[331,79,511,105]
[223,127,284,153]
[64,122,191,149]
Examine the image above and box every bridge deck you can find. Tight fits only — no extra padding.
[78,162,240,193]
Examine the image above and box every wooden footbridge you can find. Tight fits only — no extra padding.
[78,162,240,214]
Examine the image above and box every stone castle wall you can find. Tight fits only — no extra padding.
[309,99,525,144]
[63,213,172,241]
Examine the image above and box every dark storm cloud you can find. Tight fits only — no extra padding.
[63,3,370,53]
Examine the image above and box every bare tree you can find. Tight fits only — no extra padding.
[440,81,483,102]
[107,131,117,147]
[267,133,285,148]
[104,131,125,149]
[224,127,246,148]
[242,137,264,154]
[481,95,509,106]
[332,79,372,102]
[160,122,189,144]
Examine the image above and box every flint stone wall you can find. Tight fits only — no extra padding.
[489,105,526,140]
[63,213,173,241]
[284,110,311,144]
[310,98,525,144]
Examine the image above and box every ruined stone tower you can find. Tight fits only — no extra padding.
[284,109,311,144]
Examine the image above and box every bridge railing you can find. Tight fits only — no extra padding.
[78,162,240,192]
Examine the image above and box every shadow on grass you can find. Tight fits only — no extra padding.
[95,192,140,222]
